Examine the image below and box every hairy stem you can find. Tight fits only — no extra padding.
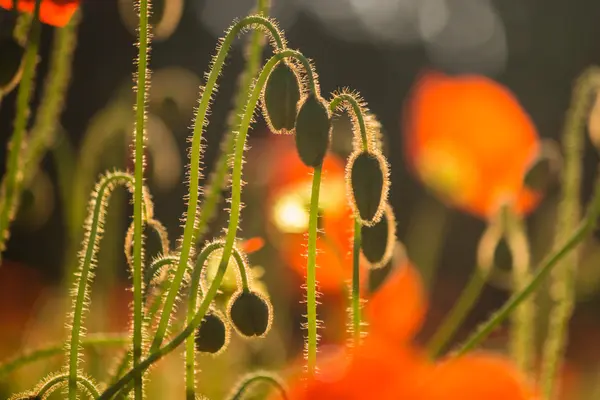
[457,170,600,355]
[306,166,322,373]
[132,0,151,397]
[194,0,272,243]
[540,68,600,399]
[227,373,288,400]
[351,218,362,346]
[150,15,284,353]
[0,0,42,263]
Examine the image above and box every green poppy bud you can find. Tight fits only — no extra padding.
[228,290,272,338]
[361,203,396,268]
[295,93,331,167]
[0,36,25,95]
[346,150,389,226]
[262,61,301,134]
[195,311,229,354]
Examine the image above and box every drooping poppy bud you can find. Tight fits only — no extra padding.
[361,203,396,268]
[0,36,24,95]
[228,290,272,337]
[195,311,229,354]
[262,61,301,134]
[295,93,331,168]
[346,150,389,226]
[523,140,561,193]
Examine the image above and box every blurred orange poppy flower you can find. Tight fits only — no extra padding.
[285,261,538,399]
[262,136,360,292]
[0,0,79,27]
[403,70,541,219]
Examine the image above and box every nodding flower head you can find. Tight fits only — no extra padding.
[194,310,230,355]
[294,93,332,168]
[262,60,301,134]
[403,70,542,220]
[227,290,273,338]
[0,0,80,27]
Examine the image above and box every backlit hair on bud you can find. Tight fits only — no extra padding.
[345,150,390,226]
[261,60,301,134]
[361,203,397,268]
[227,289,273,338]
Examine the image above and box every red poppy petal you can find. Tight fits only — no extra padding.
[0,0,79,27]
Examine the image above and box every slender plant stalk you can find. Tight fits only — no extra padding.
[327,92,371,349]
[427,267,487,358]
[194,0,271,243]
[104,48,317,398]
[507,211,534,374]
[67,171,152,399]
[132,0,151,397]
[149,16,284,353]
[185,242,250,399]
[306,166,322,373]
[540,68,600,399]
[24,11,80,185]
[0,334,128,378]
[351,218,362,345]
[457,170,600,355]
[0,0,42,264]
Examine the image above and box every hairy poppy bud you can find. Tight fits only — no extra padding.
[228,290,272,337]
[0,36,24,95]
[361,203,396,268]
[262,61,301,134]
[195,311,229,354]
[295,93,331,167]
[347,150,389,226]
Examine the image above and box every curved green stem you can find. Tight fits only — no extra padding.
[541,67,600,399]
[98,251,230,399]
[0,0,42,263]
[328,92,370,152]
[194,1,272,244]
[37,373,100,399]
[67,171,152,399]
[0,334,127,378]
[456,170,600,355]
[227,373,288,400]
[185,241,250,399]
[151,15,284,354]
[132,0,150,397]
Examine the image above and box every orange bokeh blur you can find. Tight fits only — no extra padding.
[263,136,361,292]
[403,70,541,220]
[0,0,79,27]
[285,261,538,400]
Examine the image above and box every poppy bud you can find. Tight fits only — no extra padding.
[361,203,396,268]
[262,61,301,134]
[295,93,331,167]
[228,290,272,338]
[0,36,25,95]
[523,140,560,193]
[195,311,229,354]
[347,150,389,226]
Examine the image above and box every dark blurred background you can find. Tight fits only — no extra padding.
[2,0,600,397]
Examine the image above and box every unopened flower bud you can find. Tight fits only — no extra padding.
[361,203,396,268]
[262,61,301,134]
[346,150,389,226]
[295,93,331,167]
[228,290,272,338]
[195,311,229,354]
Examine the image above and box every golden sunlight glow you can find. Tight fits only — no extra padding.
[272,193,310,233]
